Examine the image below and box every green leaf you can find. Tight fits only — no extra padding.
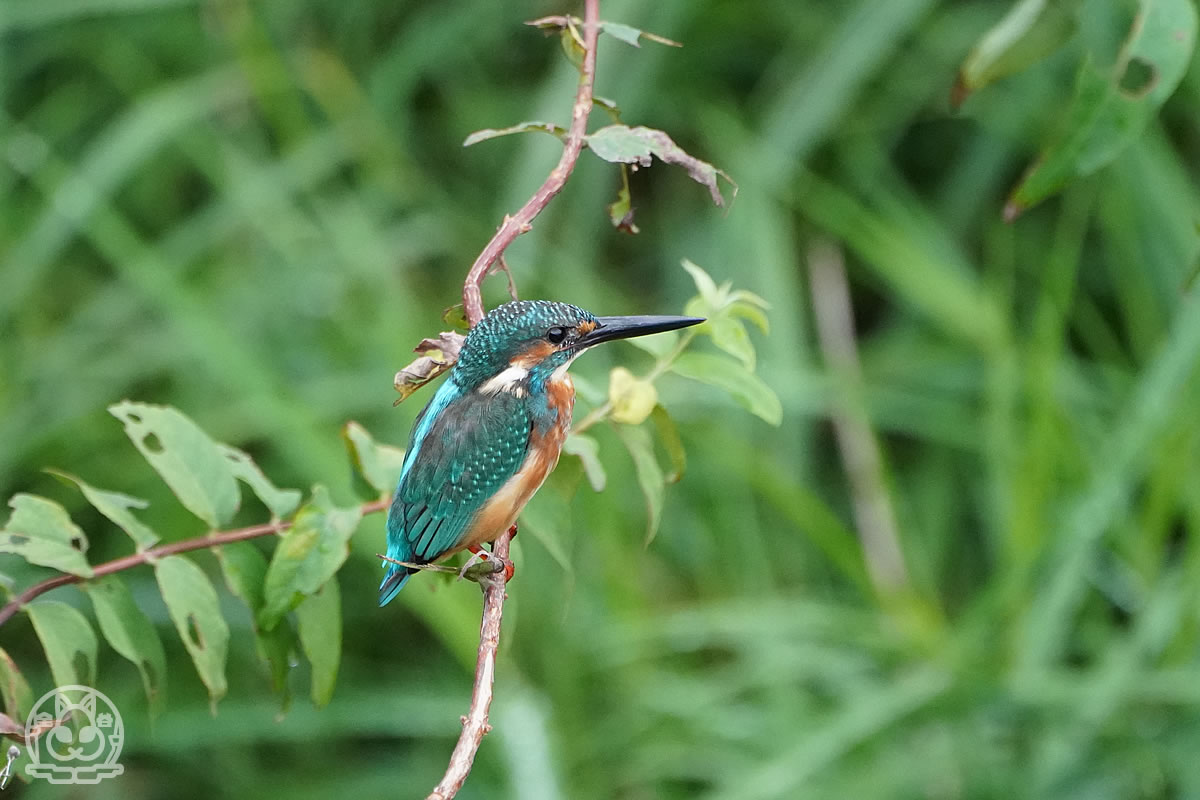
[441,304,470,331]
[259,487,362,631]
[220,446,302,519]
[1005,0,1197,218]
[342,422,407,496]
[85,576,167,715]
[0,494,92,577]
[670,352,783,426]
[607,164,639,234]
[650,405,687,484]
[109,401,240,528]
[564,433,607,492]
[214,542,295,701]
[681,259,723,309]
[586,125,736,207]
[599,21,682,48]
[0,647,34,720]
[155,555,229,707]
[707,315,757,370]
[608,366,659,425]
[615,424,665,546]
[49,470,159,551]
[26,601,97,688]
[953,0,1081,107]
[295,577,341,708]
[728,298,771,334]
[463,121,568,147]
[627,329,678,359]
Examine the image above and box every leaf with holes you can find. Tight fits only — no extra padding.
[214,541,295,701]
[0,647,33,720]
[220,446,302,519]
[85,576,167,715]
[0,494,92,577]
[670,352,783,426]
[564,433,606,492]
[259,487,362,631]
[109,401,240,528]
[463,121,568,147]
[615,424,666,546]
[342,422,407,497]
[586,125,736,207]
[295,577,341,708]
[1005,0,1197,218]
[608,366,659,425]
[49,471,159,551]
[26,601,97,688]
[953,0,1081,108]
[155,555,229,706]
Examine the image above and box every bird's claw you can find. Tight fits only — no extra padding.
[459,545,515,583]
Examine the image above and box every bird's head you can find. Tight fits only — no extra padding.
[452,300,703,393]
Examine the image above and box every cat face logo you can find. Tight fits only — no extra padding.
[24,686,124,785]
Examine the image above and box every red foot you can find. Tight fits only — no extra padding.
[503,560,515,582]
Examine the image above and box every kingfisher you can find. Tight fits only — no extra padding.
[380,300,703,605]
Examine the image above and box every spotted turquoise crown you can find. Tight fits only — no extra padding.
[452,300,596,389]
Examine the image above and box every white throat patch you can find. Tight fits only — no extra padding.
[479,364,529,396]
[550,354,579,383]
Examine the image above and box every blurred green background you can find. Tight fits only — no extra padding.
[4,0,1200,797]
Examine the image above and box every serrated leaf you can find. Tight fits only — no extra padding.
[953,0,1081,108]
[0,647,34,720]
[564,434,606,492]
[109,401,240,528]
[586,125,735,207]
[1005,0,1197,218]
[85,576,167,715]
[615,424,665,546]
[342,422,407,496]
[650,405,687,483]
[295,577,340,708]
[220,446,301,519]
[155,555,229,707]
[608,366,659,425]
[259,487,362,631]
[670,352,783,426]
[463,121,568,147]
[0,494,92,577]
[215,542,294,701]
[49,471,159,551]
[26,601,97,688]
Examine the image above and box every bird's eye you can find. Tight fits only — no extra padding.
[546,327,567,344]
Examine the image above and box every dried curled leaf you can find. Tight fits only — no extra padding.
[394,331,465,404]
[586,125,736,207]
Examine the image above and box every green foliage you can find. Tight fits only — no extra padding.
[85,577,168,715]
[0,496,93,577]
[155,556,230,707]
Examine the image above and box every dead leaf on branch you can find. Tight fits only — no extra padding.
[1,710,68,744]
[393,331,465,405]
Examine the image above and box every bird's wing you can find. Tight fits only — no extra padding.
[387,387,531,564]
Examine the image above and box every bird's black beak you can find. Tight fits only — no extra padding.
[580,315,705,347]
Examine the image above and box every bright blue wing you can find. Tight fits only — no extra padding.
[380,384,531,605]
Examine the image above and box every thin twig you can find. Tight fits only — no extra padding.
[460,0,601,326]
[429,1,601,797]
[807,238,910,595]
[0,499,390,628]
[489,255,520,302]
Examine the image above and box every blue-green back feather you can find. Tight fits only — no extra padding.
[380,385,532,605]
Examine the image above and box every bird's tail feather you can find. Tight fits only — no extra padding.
[379,565,414,606]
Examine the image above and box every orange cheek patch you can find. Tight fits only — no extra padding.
[576,319,597,336]
[513,340,557,367]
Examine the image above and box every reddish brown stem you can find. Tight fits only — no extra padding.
[431,1,601,797]
[0,499,389,628]
[461,0,601,326]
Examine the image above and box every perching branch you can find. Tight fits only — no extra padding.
[429,1,601,798]
[0,499,390,628]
